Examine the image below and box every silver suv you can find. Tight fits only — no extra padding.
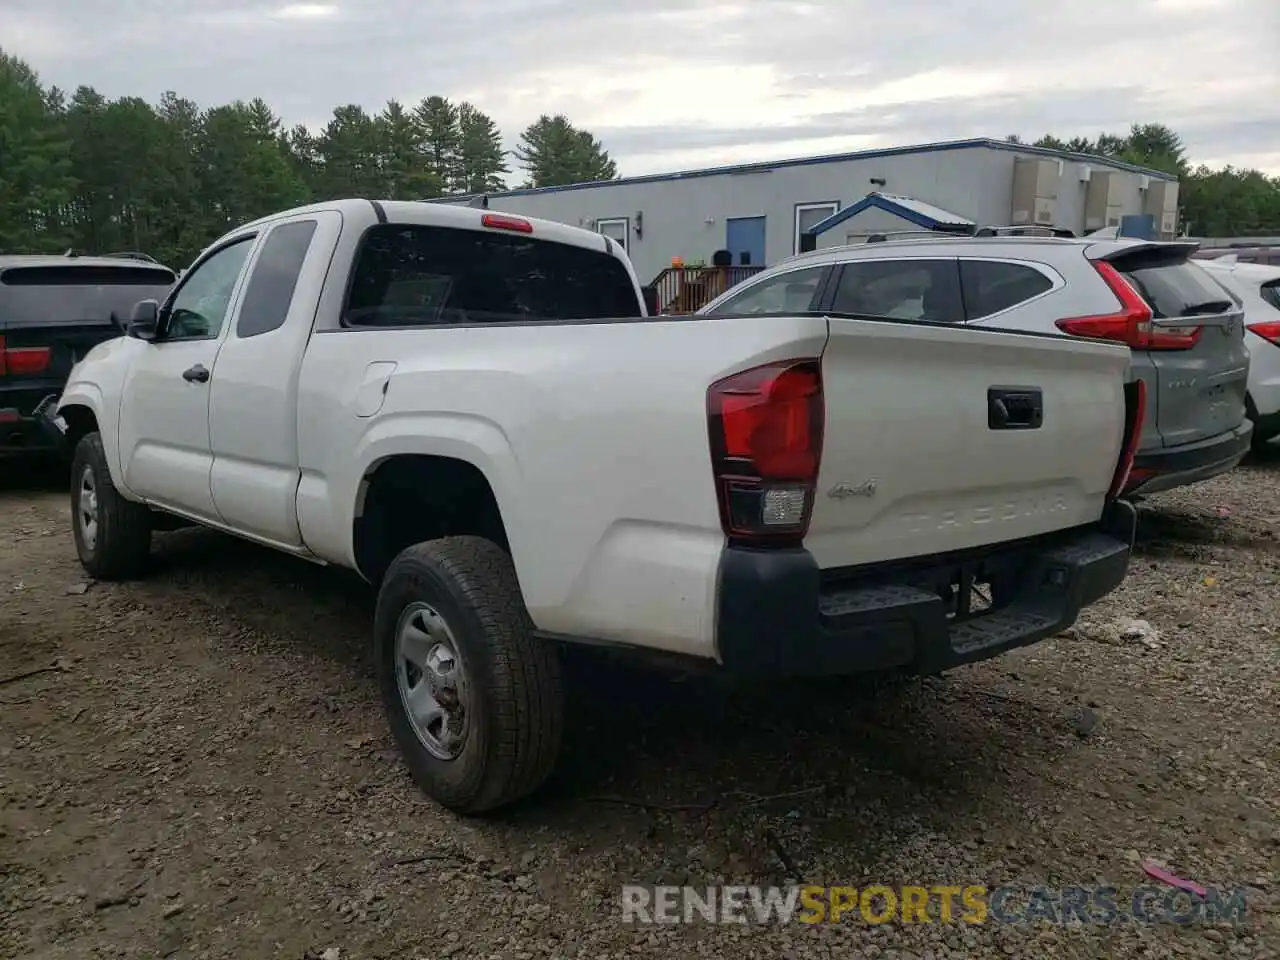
[698,234,1252,496]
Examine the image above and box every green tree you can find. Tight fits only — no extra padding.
[454,102,508,194]
[314,104,382,199]
[284,123,323,198]
[152,91,210,266]
[1181,165,1280,236]
[377,99,439,199]
[1014,123,1280,236]
[414,96,460,194]
[515,113,617,188]
[197,100,308,233]
[63,85,114,253]
[7,48,1275,258]
[0,51,76,252]
[1120,123,1187,176]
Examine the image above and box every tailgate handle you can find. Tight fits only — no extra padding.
[988,387,1043,430]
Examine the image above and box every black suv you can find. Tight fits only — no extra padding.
[1,255,176,458]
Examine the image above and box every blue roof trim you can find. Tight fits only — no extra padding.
[428,137,1178,203]
[808,195,931,235]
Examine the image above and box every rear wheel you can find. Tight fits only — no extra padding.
[1246,395,1276,453]
[69,432,152,580]
[374,536,563,814]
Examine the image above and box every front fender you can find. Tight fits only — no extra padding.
[55,383,133,490]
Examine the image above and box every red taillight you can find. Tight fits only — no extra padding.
[1057,261,1202,351]
[707,359,824,543]
[1110,378,1147,498]
[481,213,533,234]
[1247,321,1280,346]
[0,336,52,376]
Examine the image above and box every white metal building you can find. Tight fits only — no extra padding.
[431,137,1180,285]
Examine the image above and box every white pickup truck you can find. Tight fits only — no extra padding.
[49,199,1143,813]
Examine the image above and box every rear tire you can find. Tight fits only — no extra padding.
[374,536,564,814]
[70,432,152,580]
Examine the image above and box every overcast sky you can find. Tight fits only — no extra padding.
[6,0,1278,182]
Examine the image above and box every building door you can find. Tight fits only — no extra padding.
[726,216,766,266]
[1118,214,1156,240]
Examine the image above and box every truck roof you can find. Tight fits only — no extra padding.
[0,255,176,274]
[236,198,623,259]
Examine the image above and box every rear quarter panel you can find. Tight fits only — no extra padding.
[296,312,830,659]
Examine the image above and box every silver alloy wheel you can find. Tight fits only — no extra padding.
[395,601,469,760]
[77,465,99,551]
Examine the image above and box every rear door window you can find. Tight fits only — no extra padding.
[0,264,175,327]
[343,224,642,326]
[959,260,1054,319]
[1261,281,1280,312]
[831,258,964,322]
[236,220,318,338]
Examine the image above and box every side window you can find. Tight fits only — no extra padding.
[236,220,319,338]
[708,266,827,315]
[164,237,255,340]
[959,260,1054,320]
[1261,281,1280,312]
[831,259,963,322]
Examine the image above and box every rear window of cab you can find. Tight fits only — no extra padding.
[343,223,642,326]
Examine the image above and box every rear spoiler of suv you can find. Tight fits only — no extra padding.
[1087,239,1201,265]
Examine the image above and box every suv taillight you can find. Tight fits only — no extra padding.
[1110,378,1147,498]
[1056,261,1202,351]
[1247,321,1280,346]
[0,336,52,377]
[707,359,824,545]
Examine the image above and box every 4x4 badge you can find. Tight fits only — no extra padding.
[829,480,878,499]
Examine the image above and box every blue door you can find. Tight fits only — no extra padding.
[726,216,766,267]
[1118,214,1156,240]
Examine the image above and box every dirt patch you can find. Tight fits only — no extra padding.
[1,458,1277,959]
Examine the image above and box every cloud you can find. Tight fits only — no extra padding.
[4,0,1277,177]
[273,3,340,18]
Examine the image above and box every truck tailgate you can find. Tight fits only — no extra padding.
[805,317,1132,569]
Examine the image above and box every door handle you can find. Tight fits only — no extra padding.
[182,364,210,383]
[988,386,1043,430]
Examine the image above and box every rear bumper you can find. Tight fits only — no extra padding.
[0,390,66,458]
[714,500,1136,678]
[1127,421,1252,495]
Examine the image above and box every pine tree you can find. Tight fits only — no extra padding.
[455,102,508,194]
[515,114,617,188]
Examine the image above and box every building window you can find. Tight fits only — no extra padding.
[596,217,629,254]
[794,202,839,254]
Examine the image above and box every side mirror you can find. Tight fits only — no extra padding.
[640,285,660,316]
[127,299,160,340]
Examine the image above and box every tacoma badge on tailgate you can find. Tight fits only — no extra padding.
[828,480,878,499]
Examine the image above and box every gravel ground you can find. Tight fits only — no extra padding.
[1,455,1278,960]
